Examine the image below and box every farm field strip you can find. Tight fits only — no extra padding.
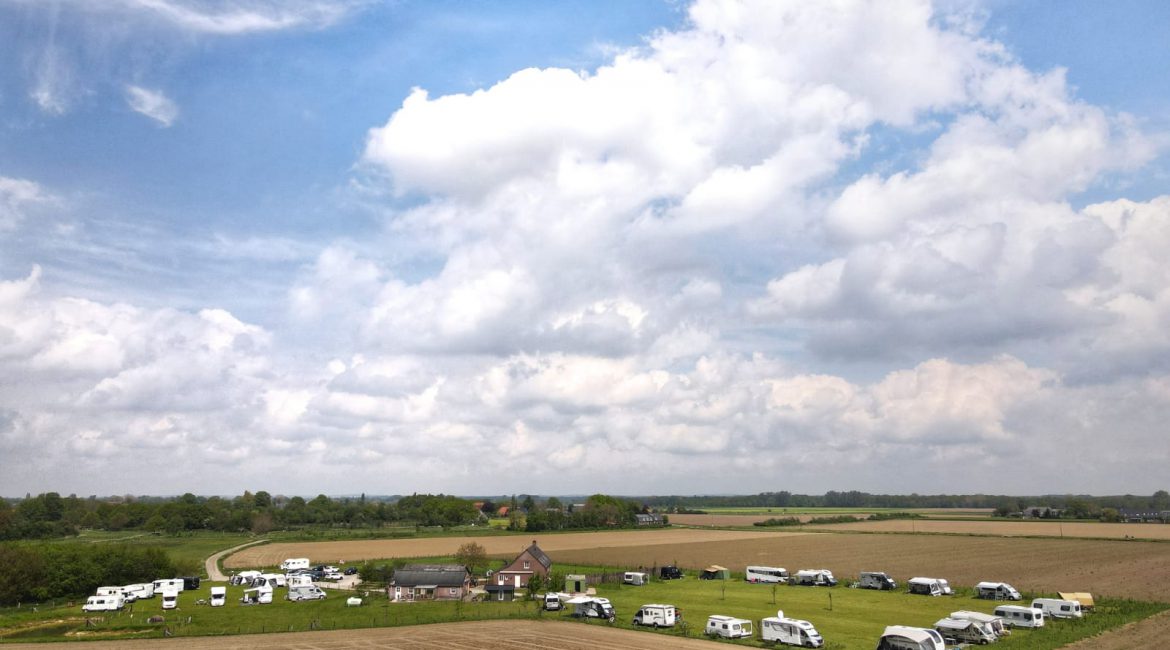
[671,514,1170,539]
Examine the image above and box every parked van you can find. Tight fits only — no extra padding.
[950,610,1010,637]
[568,596,615,621]
[623,571,649,586]
[933,617,997,645]
[994,605,1045,628]
[161,589,179,610]
[632,604,678,628]
[761,611,823,647]
[876,626,945,650]
[908,577,951,596]
[659,565,683,580]
[706,615,753,639]
[82,595,124,612]
[976,581,1021,601]
[746,566,789,583]
[288,585,327,601]
[1031,598,1083,619]
[182,576,200,591]
[123,583,155,600]
[859,571,897,590]
[280,558,311,571]
[543,593,564,611]
[209,586,226,607]
[153,578,184,593]
[791,569,837,587]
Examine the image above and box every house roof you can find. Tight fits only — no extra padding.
[392,564,469,588]
[524,541,552,569]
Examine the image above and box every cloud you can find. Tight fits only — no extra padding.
[122,0,365,35]
[0,176,56,231]
[124,85,179,126]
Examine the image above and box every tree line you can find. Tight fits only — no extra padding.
[0,544,180,606]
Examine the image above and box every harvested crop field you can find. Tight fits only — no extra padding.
[0,620,719,650]
[672,514,1170,539]
[552,533,1170,602]
[1061,609,1170,649]
[225,529,804,569]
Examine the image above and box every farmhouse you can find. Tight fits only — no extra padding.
[388,564,471,602]
[1023,506,1063,519]
[1118,509,1167,523]
[487,540,551,601]
[635,513,664,526]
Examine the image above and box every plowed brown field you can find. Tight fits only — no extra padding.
[224,529,806,569]
[1060,609,1170,649]
[671,514,1170,539]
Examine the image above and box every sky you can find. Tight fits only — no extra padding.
[1,0,1169,498]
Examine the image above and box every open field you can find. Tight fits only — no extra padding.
[694,507,995,518]
[225,529,803,569]
[1061,609,1170,649]
[672,514,1170,539]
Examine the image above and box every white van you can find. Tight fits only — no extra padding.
[280,558,310,571]
[933,617,997,645]
[1031,598,1083,619]
[746,566,789,583]
[123,583,155,600]
[161,589,179,610]
[908,577,951,596]
[950,610,1010,637]
[791,569,837,587]
[859,571,897,590]
[761,611,823,647]
[632,604,677,628]
[877,626,945,650]
[82,595,125,612]
[543,593,564,611]
[994,605,1045,628]
[976,581,1022,601]
[209,586,226,607]
[288,585,327,601]
[153,578,184,593]
[623,571,649,586]
[706,615,753,639]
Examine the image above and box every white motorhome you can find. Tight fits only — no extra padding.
[791,569,837,587]
[907,577,951,596]
[632,604,678,628]
[706,615,753,639]
[859,571,897,591]
[933,617,997,645]
[994,605,1045,628]
[230,570,262,586]
[95,586,134,602]
[123,583,155,600]
[288,585,327,601]
[1031,598,1083,619]
[761,611,824,647]
[976,581,1022,601]
[242,586,274,604]
[876,626,945,650]
[950,610,1010,637]
[287,574,314,588]
[161,589,179,610]
[209,586,226,607]
[82,595,124,612]
[260,573,287,588]
[746,566,789,583]
[623,571,649,586]
[568,596,615,621]
[280,558,311,571]
[152,578,184,593]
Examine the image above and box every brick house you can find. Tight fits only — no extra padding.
[389,564,471,602]
[486,540,551,601]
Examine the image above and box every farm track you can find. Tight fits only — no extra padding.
[205,540,269,582]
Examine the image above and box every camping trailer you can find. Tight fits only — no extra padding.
[209,586,226,607]
[260,573,287,588]
[569,596,615,620]
[623,571,649,586]
[230,570,262,586]
[152,578,184,593]
[933,617,997,645]
[161,589,179,610]
[746,566,789,583]
[82,595,125,612]
[632,604,678,628]
[994,605,1045,628]
[243,586,274,604]
[791,569,837,587]
[123,583,155,600]
[976,581,1022,601]
[908,577,951,596]
[1031,598,1083,619]
[1058,592,1094,611]
[280,558,311,571]
[859,572,897,590]
[706,615,753,638]
[95,586,133,602]
[950,610,1010,637]
[876,626,946,650]
[761,611,824,647]
[287,574,314,588]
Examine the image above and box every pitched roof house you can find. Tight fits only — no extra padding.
[389,564,471,602]
[487,540,551,599]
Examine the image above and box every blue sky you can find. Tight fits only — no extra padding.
[1,0,1168,497]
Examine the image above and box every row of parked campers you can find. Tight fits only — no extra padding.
[82,578,199,612]
[743,567,838,587]
[704,611,824,647]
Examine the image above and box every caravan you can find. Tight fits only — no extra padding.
[994,605,1045,628]
[632,604,678,628]
[569,596,615,621]
[876,626,945,650]
[933,617,998,645]
[706,615,753,639]
[96,586,134,602]
[152,578,184,593]
[242,586,274,605]
[746,566,789,583]
[859,572,897,590]
[230,570,262,586]
[280,558,311,571]
[82,595,125,612]
[908,577,951,596]
[122,583,155,600]
[976,581,1022,601]
[1031,598,1083,619]
[791,569,837,587]
[761,611,824,647]
[288,585,327,601]
[623,572,649,586]
[209,586,226,607]
[951,610,1010,638]
[161,589,179,610]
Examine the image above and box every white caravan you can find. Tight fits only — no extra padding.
[859,571,897,591]
[230,570,262,586]
[950,610,1010,637]
[908,577,951,596]
[933,617,997,645]
[876,626,946,650]
[761,610,824,647]
[791,569,837,587]
[1031,598,1083,619]
[260,573,287,588]
[280,558,310,571]
[623,571,649,586]
[161,589,179,610]
[994,605,1046,628]
[152,578,184,593]
[706,615,753,639]
[95,586,134,602]
[976,581,1022,601]
[209,586,226,607]
[288,585,327,601]
[632,604,678,628]
[82,595,124,612]
[243,586,274,604]
[287,574,314,588]
[746,566,789,583]
[123,583,155,600]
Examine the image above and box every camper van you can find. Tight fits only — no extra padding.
[950,610,1010,638]
[1031,598,1083,619]
[706,615,753,639]
[288,585,327,601]
[95,586,133,602]
[543,593,564,611]
[994,605,1045,628]
[976,581,1022,601]
[623,571,649,586]
[209,586,226,607]
[934,617,997,645]
[569,596,615,621]
[859,571,897,590]
[746,566,789,583]
[876,626,946,650]
[82,595,125,612]
[908,577,951,596]
[761,611,824,647]
[123,583,155,600]
[791,569,837,587]
[153,578,184,593]
[161,589,179,610]
[632,604,678,628]
[280,558,311,571]
[659,565,683,580]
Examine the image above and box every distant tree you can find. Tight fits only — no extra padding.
[1152,490,1170,510]
[253,491,272,509]
[1100,508,1121,523]
[522,495,536,512]
[546,496,563,511]
[455,542,488,575]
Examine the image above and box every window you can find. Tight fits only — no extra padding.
[523,561,530,569]
[449,588,458,595]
